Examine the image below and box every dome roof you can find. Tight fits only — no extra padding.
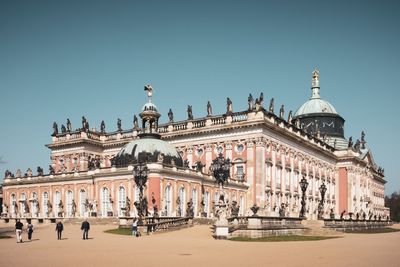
[113,133,183,167]
[294,98,338,117]
[142,102,158,112]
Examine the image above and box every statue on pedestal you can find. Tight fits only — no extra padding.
[126,197,131,216]
[47,200,52,217]
[207,101,212,116]
[100,120,106,133]
[66,118,72,132]
[61,124,66,134]
[226,98,233,114]
[49,165,55,175]
[117,118,122,132]
[269,98,274,113]
[248,94,254,111]
[187,105,193,120]
[133,115,139,128]
[52,122,58,136]
[279,105,285,119]
[168,109,174,123]
[230,200,240,217]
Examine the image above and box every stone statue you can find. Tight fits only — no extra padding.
[133,115,139,128]
[126,197,131,215]
[295,118,300,128]
[354,139,361,152]
[259,92,264,104]
[176,196,181,217]
[230,200,240,217]
[207,101,212,116]
[58,200,64,217]
[255,98,261,111]
[269,98,274,113]
[348,136,353,148]
[49,165,55,175]
[312,68,320,87]
[2,204,8,215]
[27,168,32,177]
[168,109,174,123]
[84,199,90,212]
[100,120,105,133]
[216,195,227,220]
[187,105,193,120]
[16,169,21,178]
[226,97,233,114]
[279,105,285,119]
[157,153,164,163]
[248,94,254,111]
[82,116,87,130]
[186,199,194,218]
[287,110,293,123]
[61,124,66,134]
[279,203,286,217]
[361,131,366,149]
[117,118,122,132]
[52,122,58,136]
[72,200,77,216]
[37,166,44,176]
[66,118,72,132]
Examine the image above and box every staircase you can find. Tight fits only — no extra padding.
[302,220,343,236]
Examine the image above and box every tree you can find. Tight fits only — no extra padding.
[385,191,400,222]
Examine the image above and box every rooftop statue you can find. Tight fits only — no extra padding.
[248,94,254,111]
[52,122,58,136]
[168,109,174,123]
[117,118,122,132]
[144,84,153,99]
[312,68,320,87]
[187,105,193,120]
[82,116,87,129]
[287,110,293,124]
[255,98,261,111]
[37,166,44,176]
[259,92,264,104]
[133,115,139,128]
[16,169,21,178]
[100,120,106,133]
[49,165,55,175]
[348,136,353,148]
[207,101,212,116]
[226,97,233,114]
[361,131,366,149]
[66,118,72,132]
[269,98,274,113]
[279,105,285,119]
[61,124,66,134]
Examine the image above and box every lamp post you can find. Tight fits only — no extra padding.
[133,162,149,224]
[299,176,309,218]
[209,153,232,218]
[318,183,327,219]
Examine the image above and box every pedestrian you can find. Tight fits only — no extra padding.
[55,221,63,240]
[132,218,138,237]
[27,221,34,241]
[81,219,90,240]
[15,219,23,243]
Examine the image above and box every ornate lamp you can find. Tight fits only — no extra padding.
[299,176,309,218]
[209,153,232,187]
[133,162,149,223]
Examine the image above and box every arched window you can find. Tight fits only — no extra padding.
[118,186,126,216]
[165,185,171,216]
[101,187,110,217]
[66,190,73,217]
[179,187,185,217]
[10,194,16,216]
[54,191,61,217]
[79,189,87,217]
[192,189,197,217]
[42,192,48,217]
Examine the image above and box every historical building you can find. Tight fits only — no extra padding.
[1,70,388,220]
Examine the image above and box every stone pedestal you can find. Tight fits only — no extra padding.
[248,217,262,229]
[214,219,229,239]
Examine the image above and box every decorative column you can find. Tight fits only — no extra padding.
[255,138,266,209]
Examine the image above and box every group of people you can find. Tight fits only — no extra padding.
[15,219,91,243]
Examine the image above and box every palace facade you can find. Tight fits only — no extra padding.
[1,70,388,220]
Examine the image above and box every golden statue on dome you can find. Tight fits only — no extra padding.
[144,84,153,101]
[312,68,319,88]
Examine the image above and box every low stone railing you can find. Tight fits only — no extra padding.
[119,216,192,233]
[323,218,393,231]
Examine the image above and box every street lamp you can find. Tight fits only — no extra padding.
[133,162,149,224]
[299,176,309,218]
[318,183,327,219]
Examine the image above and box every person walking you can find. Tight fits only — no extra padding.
[81,219,90,240]
[15,219,23,243]
[132,218,138,237]
[27,222,34,241]
[55,221,63,240]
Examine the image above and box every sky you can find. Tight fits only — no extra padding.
[0,0,399,194]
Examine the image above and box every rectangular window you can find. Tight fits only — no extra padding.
[236,166,244,181]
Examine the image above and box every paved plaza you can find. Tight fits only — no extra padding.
[0,222,399,267]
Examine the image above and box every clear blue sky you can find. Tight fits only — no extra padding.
[0,0,399,194]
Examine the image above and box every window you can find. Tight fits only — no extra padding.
[165,185,172,216]
[266,164,271,186]
[66,190,73,217]
[42,192,48,217]
[54,191,61,216]
[10,194,16,215]
[101,187,110,217]
[236,166,244,181]
[79,189,87,217]
[204,192,210,216]
[192,189,198,216]
[276,167,282,189]
[118,186,126,216]
[285,169,290,190]
[179,187,185,217]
